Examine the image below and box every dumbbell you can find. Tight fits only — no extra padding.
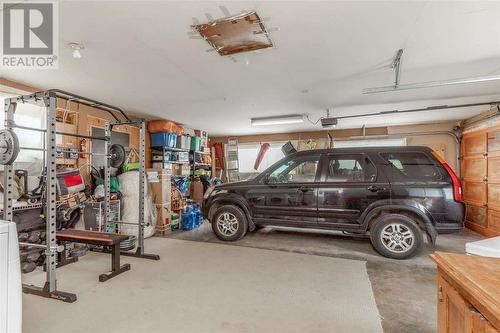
[36,255,46,267]
[26,252,41,263]
[18,232,29,242]
[21,262,37,274]
[27,230,41,243]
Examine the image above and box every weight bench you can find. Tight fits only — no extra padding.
[56,229,131,282]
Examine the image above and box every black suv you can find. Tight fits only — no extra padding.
[203,146,464,259]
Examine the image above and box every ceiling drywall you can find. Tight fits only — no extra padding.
[3,1,500,135]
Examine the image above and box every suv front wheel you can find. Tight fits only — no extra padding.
[211,205,248,241]
[370,214,423,259]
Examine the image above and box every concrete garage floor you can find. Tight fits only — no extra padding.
[22,238,383,333]
[167,223,484,333]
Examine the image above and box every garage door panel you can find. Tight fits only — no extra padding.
[463,134,486,157]
[462,128,500,236]
[487,184,500,211]
[462,158,486,181]
[487,209,500,233]
[463,181,486,206]
[465,204,487,227]
[487,130,500,153]
[487,156,500,183]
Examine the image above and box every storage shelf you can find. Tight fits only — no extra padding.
[192,150,211,155]
[151,146,190,152]
[151,160,190,164]
[194,163,211,169]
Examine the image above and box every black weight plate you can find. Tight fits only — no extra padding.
[109,144,126,168]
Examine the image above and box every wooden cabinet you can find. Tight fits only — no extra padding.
[462,128,500,236]
[432,252,500,333]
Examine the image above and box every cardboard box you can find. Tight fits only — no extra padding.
[147,168,172,180]
[146,168,172,205]
[190,180,204,204]
[155,203,171,227]
[150,181,171,205]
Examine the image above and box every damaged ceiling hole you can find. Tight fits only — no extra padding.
[192,11,274,56]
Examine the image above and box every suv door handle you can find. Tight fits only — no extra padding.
[367,185,386,192]
[298,187,313,192]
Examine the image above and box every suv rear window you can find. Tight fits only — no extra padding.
[380,152,441,181]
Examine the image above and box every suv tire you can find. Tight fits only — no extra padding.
[211,205,248,241]
[370,214,423,259]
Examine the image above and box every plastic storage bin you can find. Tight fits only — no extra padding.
[176,136,191,150]
[168,133,177,148]
[182,207,194,230]
[191,136,201,152]
[151,132,178,148]
[151,132,169,147]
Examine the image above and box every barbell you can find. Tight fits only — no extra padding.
[0,128,127,168]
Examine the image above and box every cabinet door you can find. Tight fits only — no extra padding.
[472,309,499,333]
[438,275,473,333]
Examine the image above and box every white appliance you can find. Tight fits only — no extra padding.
[0,220,22,333]
[466,236,500,258]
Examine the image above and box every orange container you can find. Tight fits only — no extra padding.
[148,120,184,135]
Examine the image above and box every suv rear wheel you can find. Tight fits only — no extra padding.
[370,214,423,259]
[211,205,248,241]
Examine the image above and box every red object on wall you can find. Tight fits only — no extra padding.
[63,174,84,187]
[214,143,225,169]
[254,143,270,170]
[79,139,87,159]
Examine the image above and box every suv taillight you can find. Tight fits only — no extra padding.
[432,152,463,202]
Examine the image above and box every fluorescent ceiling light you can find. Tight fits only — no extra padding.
[251,115,304,126]
[363,74,500,94]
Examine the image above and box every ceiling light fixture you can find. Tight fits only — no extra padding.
[68,42,84,59]
[251,115,304,126]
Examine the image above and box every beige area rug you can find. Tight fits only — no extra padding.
[22,238,383,333]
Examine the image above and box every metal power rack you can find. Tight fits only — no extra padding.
[95,119,160,261]
[3,89,159,303]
